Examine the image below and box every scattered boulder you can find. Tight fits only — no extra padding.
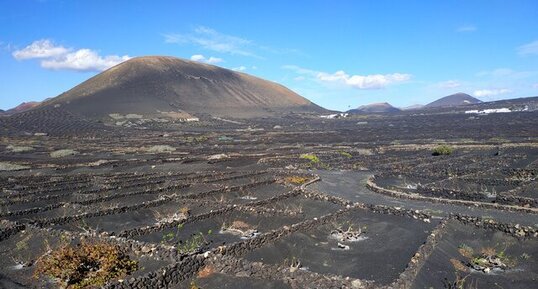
[146,145,176,153]
[0,162,30,171]
[5,145,34,153]
[50,149,79,158]
[208,154,229,161]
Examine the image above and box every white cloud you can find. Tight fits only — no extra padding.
[190,54,205,62]
[437,80,461,88]
[533,83,538,88]
[12,39,130,72]
[517,40,538,56]
[473,88,511,97]
[165,26,258,57]
[283,65,411,89]
[317,71,411,89]
[41,49,130,71]
[457,25,477,32]
[190,54,223,64]
[12,39,69,59]
[232,66,247,71]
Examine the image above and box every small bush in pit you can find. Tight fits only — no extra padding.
[179,206,191,216]
[330,221,365,242]
[177,231,211,254]
[283,176,310,185]
[283,256,302,273]
[455,244,516,273]
[432,145,453,156]
[154,207,190,225]
[34,241,138,289]
[220,220,259,239]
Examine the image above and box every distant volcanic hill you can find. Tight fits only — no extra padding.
[347,102,401,114]
[425,92,482,108]
[6,101,41,114]
[36,56,326,119]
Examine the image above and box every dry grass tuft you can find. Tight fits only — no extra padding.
[230,220,252,230]
[197,265,215,278]
[458,244,474,259]
[450,258,469,273]
[283,176,310,185]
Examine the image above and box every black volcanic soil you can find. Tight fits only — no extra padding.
[0,103,537,288]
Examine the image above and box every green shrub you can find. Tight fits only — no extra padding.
[338,151,352,158]
[300,153,320,163]
[432,145,453,156]
[178,231,210,254]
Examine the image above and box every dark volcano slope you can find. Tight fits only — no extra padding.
[38,56,326,118]
[425,93,482,108]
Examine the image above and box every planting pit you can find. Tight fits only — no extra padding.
[53,199,212,233]
[244,207,438,285]
[134,209,306,251]
[412,220,538,289]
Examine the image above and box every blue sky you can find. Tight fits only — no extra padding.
[1,0,538,111]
